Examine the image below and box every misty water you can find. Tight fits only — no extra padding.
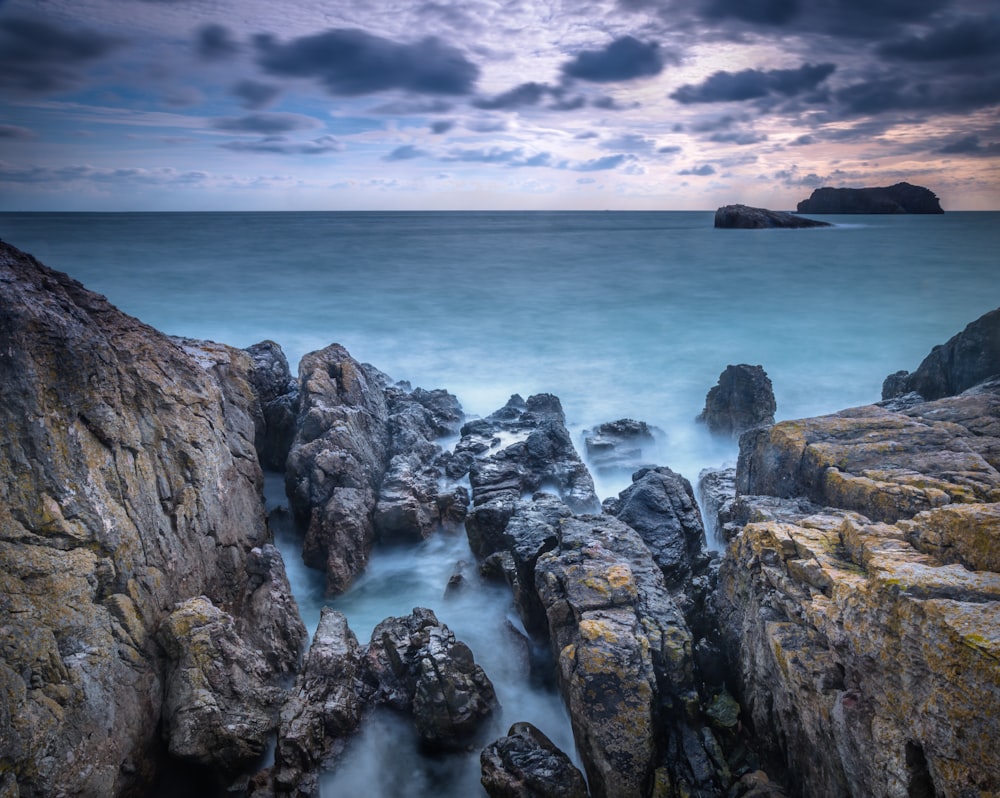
[2,210,997,795]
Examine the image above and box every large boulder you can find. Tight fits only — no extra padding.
[245,340,300,471]
[480,722,588,798]
[0,240,304,795]
[796,182,943,214]
[582,418,661,477]
[881,306,1000,402]
[698,364,776,438]
[714,205,831,229]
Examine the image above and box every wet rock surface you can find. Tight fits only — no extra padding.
[245,340,300,471]
[582,418,661,477]
[480,722,588,798]
[0,240,304,796]
[698,364,776,438]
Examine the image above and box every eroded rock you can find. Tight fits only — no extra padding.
[698,364,776,438]
[480,722,588,798]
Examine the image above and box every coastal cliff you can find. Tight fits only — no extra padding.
[0,240,306,795]
[1,236,997,798]
[796,182,943,214]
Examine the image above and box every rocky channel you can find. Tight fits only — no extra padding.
[1,236,998,798]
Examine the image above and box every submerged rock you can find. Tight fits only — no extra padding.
[582,418,661,476]
[0,240,304,795]
[480,722,588,798]
[796,182,943,214]
[714,204,831,229]
[881,305,1000,402]
[698,364,776,438]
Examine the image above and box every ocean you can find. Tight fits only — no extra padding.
[2,210,997,795]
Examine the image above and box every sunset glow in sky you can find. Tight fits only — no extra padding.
[1,0,999,210]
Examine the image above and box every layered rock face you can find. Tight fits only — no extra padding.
[0,241,305,795]
[718,324,1000,796]
[796,182,943,214]
[714,205,831,229]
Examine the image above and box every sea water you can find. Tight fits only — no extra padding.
[2,210,997,794]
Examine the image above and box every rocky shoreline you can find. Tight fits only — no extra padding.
[1,237,998,797]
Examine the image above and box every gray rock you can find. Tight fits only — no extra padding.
[881,306,1000,401]
[582,418,661,476]
[714,204,831,229]
[698,364,776,438]
[245,340,300,471]
[697,467,737,543]
[480,722,588,798]
[796,182,943,214]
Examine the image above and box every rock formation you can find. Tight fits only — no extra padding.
[480,722,588,798]
[698,364,777,438]
[0,240,306,796]
[716,317,1000,797]
[582,418,661,477]
[245,340,300,471]
[796,182,943,214]
[882,306,1000,402]
[714,205,831,229]
[285,345,466,593]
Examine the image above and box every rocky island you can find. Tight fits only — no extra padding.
[796,182,944,214]
[714,205,831,229]
[1,237,997,798]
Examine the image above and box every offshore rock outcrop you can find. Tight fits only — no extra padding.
[698,364,776,439]
[882,306,1000,402]
[796,182,943,214]
[582,418,661,477]
[718,320,1000,796]
[714,205,831,229]
[285,346,466,594]
[0,240,305,796]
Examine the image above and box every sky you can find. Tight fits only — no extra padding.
[1,0,999,211]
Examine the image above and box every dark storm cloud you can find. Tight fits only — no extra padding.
[671,63,835,104]
[835,74,1000,114]
[430,120,455,134]
[701,0,800,25]
[256,28,479,96]
[196,24,239,60]
[210,113,321,134]
[937,134,1000,156]
[218,135,342,155]
[473,82,547,110]
[878,15,1000,61]
[232,80,281,110]
[562,36,665,83]
[0,16,122,93]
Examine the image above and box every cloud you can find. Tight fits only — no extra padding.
[210,113,321,134]
[218,135,343,155]
[256,28,479,96]
[430,120,454,134]
[571,154,635,171]
[196,23,239,61]
[677,164,716,175]
[0,16,122,94]
[670,62,835,103]
[232,80,281,110]
[600,133,657,152]
[0,161,210,185]
[473,82,547,110]
[878,15,1000,62]
[0,124,37,140]
[937,134,1000,156]
[701,0,800,25]
[443,146,528,164]
[835,75,1000,114]
[562,36,665,83]
[384,144,428,161]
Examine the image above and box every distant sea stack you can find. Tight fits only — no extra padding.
[714,204,831,229]
[796,182,943,214]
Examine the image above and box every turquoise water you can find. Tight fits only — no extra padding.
[3,210,998,795]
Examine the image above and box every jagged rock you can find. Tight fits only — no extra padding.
[364,608,499,752]
[480,722,588,798]
[157,596,286,776]
[582,418,661,476]
[714,204,831,229]
[796,182,943,214]
[698,364,776,438]
[881,306,1000,402]
[717,504,1000,797]
[274,609,369,798]
[245,340,300,470]
[605,466,710,590]
[737,389,1000,523]
[459,394,599,523]
[697,467,737,542]
[0,241,303,796]
[285,344,392,593]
